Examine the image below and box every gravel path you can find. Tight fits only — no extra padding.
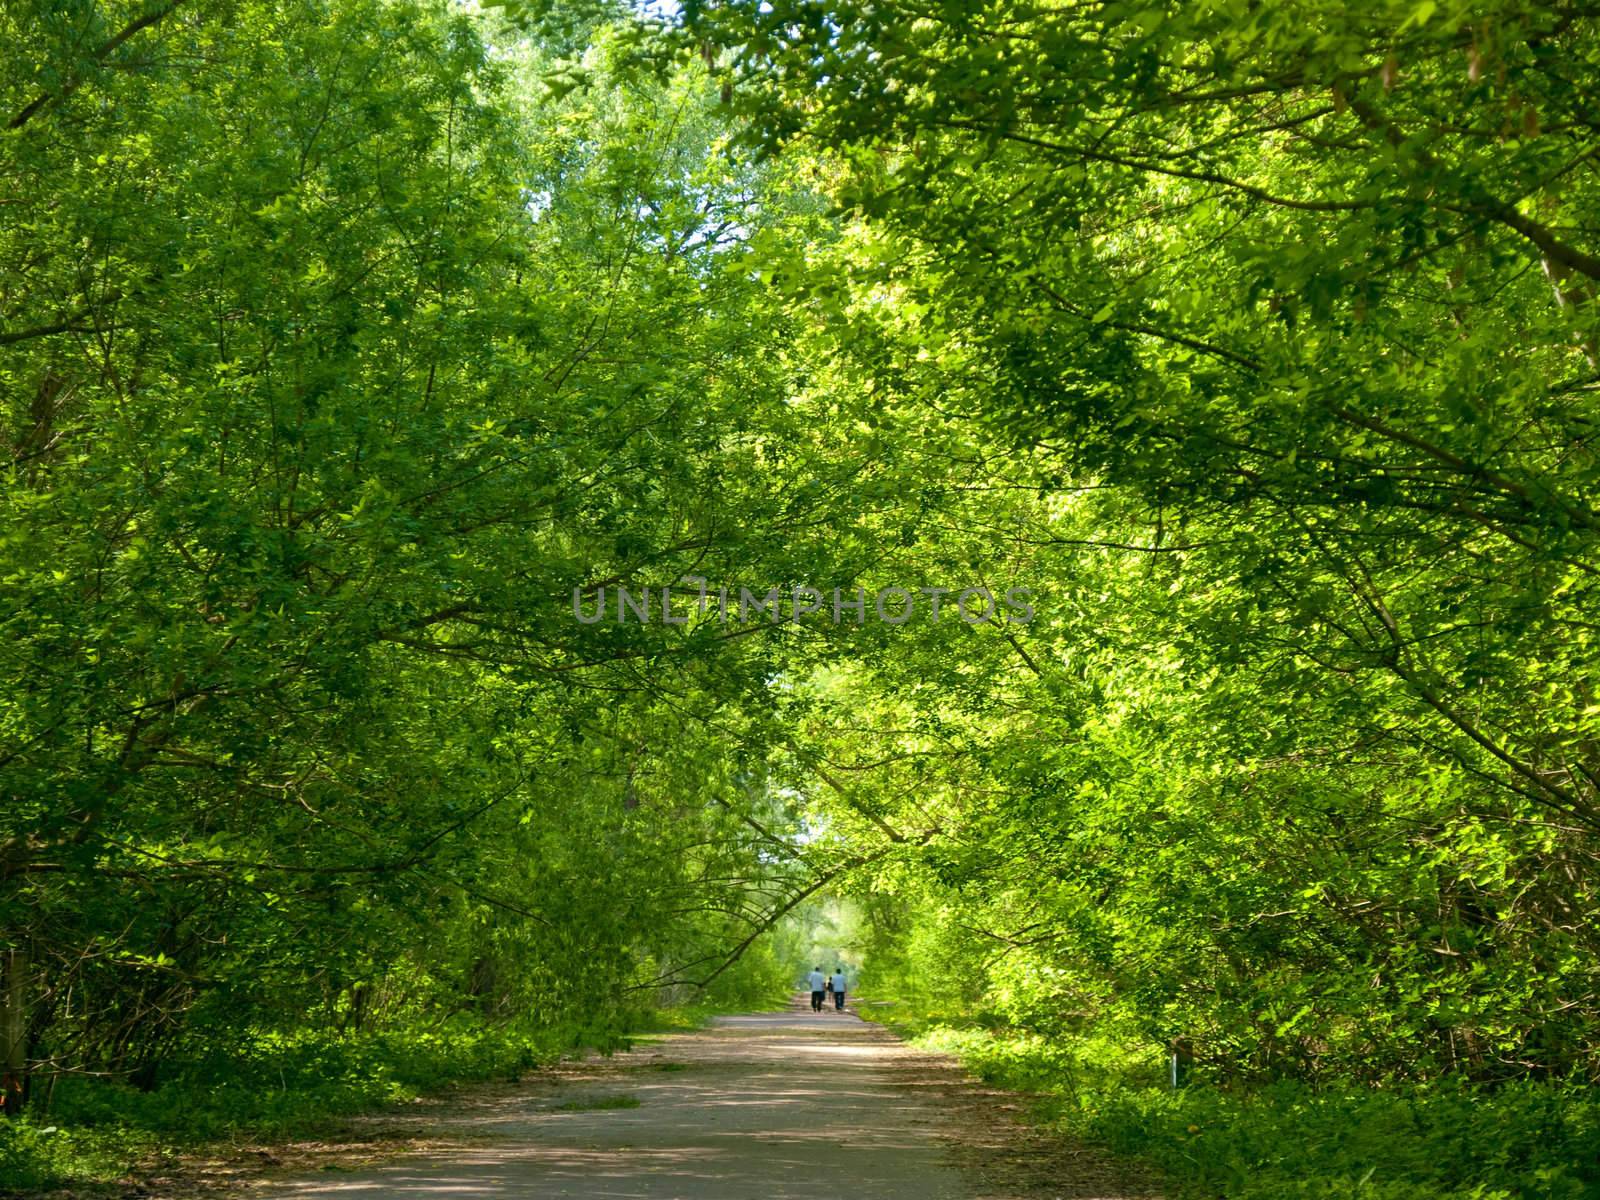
[252,1002,1157,1200]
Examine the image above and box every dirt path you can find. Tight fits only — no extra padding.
[248,1001,1157,1200]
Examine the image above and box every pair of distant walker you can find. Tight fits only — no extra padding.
[807,966,848,1012]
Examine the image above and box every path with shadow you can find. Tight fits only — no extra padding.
[255,1000,1156,1200]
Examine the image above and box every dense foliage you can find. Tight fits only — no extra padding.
[685,0,1600,1085]
[0,0,824,1115]
[5,0,1600,1195]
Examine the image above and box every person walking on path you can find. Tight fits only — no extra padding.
[825,973,834,1006]
[831,967,848,1011]
[808,966,826,1012]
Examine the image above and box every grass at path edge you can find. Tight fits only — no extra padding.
[0,998,783,1195]
[853,999,1600,1200]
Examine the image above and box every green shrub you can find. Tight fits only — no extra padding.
[879,1010,1600,1200]
[0,1007,701,1192]
[0,1119,145,1191]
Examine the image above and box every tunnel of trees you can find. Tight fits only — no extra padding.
[3,0,1599,1195]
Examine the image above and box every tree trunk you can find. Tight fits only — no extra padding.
[1169,1035,1193,1090]
[2,948,29,1116]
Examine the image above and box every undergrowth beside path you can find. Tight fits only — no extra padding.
[0,1005,736,1196]
[859,1002,1600,1200]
